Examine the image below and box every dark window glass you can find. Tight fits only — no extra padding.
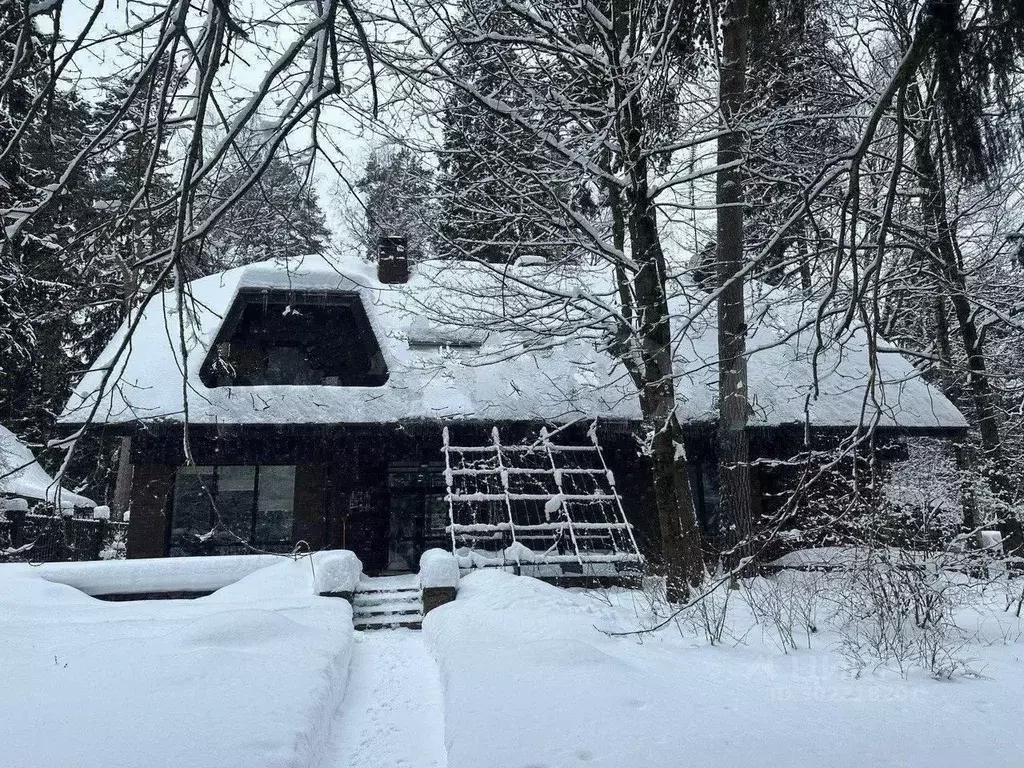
[255,465,296,544]
[171,466,214,543]
[201,291,388,387]
[169,465,295,556]
[216,465,256,540]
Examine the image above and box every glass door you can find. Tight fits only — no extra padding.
[386,463,448,572]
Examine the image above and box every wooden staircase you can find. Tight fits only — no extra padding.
[353,575,422,630]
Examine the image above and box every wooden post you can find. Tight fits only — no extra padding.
[421,586,457,614]
[9,508,26,550]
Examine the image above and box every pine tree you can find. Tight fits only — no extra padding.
[197,126,330,273]
[354,146,435,261]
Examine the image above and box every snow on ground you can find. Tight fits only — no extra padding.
[320,630,447,768]
[0,558,353,768]
[424,569,1024,768]
[4,556,1023,768]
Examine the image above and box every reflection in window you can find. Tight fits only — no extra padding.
[170,465,295,556]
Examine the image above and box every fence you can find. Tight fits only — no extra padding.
[1,506,128,563]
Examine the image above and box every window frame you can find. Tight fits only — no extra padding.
[199,289,389,388]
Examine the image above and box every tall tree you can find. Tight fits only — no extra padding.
[198,125,330,272]
[715,0,754,566]
[434,0,596,264]
[354,145,435,261]
[0,4,101,444]
[374,0,713,597]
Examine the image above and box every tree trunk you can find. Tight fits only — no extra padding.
[608,0,703,600]
[915,138,1010,497]
[716,0,753,567]
[113,436,134,519]
[632,219,705,601]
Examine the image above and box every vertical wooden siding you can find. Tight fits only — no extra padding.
[127,464,173,558]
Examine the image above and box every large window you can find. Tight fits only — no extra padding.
[201,290,388,387]
[170,465,296,556]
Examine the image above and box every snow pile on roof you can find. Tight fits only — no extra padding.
[0,558,353,768]
[0,425,94,508]
[61,255,632,426]
[60,254,965,429]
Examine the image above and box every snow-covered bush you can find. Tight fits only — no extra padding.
[312,550,362,596]
[672,577,736,646]
[98,527,127,560]
[419,548,459,589]
[829,549,974,678]
[743,570,823,652]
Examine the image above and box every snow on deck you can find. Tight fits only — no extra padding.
[35,553,285,595]
[60,254,965,430]
[0,558,353,768]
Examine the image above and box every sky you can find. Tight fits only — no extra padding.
[49,0,388,249]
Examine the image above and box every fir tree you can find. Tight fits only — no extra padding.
[354,145,435,261]
[198,126,330,273]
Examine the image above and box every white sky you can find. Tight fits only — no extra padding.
[49,0,397,250]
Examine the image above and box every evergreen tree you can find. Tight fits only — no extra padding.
[434,0,594,263]
[354,146,435,261]
[0,5,101,444]
[198,126,330,273]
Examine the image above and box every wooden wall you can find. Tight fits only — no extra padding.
[126,464,173,558]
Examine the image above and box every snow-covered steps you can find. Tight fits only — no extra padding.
[353,575,422,631]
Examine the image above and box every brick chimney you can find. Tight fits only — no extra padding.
[378,235,410,284]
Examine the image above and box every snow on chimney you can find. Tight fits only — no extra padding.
[378,235,409,284]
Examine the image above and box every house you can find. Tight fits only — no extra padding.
[59,243,967,574]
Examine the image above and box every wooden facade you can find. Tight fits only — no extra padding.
[118,417,967,569]
[122,421,655,570]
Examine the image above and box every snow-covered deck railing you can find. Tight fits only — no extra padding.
[442,424,642,576]
[25,551,368,600]
[419,549,459,614]
[313,550,362,599]
[33,554,287,598]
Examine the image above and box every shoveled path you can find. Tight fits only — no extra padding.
[320,628,447,768]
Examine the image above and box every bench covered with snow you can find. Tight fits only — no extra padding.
[28,550,364,600]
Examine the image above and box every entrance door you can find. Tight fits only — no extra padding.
[338,488,389,572]
[386,463,448,572]
[327,441,390,572]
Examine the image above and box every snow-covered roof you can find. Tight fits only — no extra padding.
[0,426,95,509]
[60,254,966,431]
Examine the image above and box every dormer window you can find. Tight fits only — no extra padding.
[201,289,388,387]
